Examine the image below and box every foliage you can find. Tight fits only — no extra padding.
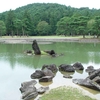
[0,20,6,36]
[37,21,51,35]
[0,3,100,37]
[40,86,96,100]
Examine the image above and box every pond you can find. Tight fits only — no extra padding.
[0,42,100,100]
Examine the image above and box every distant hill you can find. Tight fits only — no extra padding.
[0,3,100,36]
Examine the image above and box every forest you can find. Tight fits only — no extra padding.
[0,3,100,38]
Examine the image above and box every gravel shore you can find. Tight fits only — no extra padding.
[0,37,100,44]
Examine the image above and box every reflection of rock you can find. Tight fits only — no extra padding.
[60,71,74,76]
[39,76,53,82]
[59,64,75,72]
[19,80,38,100]
[63,74,73,78]
[39,81,53,86]
[75,70,83,74]
[73,62,84,70]
[73,68,100,91]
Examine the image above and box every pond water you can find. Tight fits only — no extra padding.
[0,42,100,100]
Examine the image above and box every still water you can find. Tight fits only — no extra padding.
[0,42,100,100]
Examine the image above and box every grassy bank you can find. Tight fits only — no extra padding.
[39,86,96,100]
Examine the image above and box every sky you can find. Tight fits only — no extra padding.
[0,0,100,13]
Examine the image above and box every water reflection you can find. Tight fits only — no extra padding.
[0,42,100,100]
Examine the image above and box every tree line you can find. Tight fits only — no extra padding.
[0,3,100,38]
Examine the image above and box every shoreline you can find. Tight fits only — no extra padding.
[0,37,100,44]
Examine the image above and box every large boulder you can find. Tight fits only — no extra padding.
[32,40,41,55]
[42,68,55,78]
[31,68,55,79]
[42,64,58,73]
[85,66,96,75]
[73,62,84,70]
[73,68,100,91]
[19,80,38,100]
[59,64,75,72]
[31,70,45,79]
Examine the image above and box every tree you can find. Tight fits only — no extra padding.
[36,21,51,35]
[13,18,22,36]
[0,20,6,36]
[21,10,34,36]
[56,17,72,36]
[94,16,100,38]
[87,19,96,36]
[6,9,15,37]
[72,16,89,38]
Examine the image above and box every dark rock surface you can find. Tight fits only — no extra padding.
[73,62,84,70]
[59,64,75,72]
[73,68,100,91]
[19,80,38,100]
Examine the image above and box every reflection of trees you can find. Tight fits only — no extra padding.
[0,42,100,70]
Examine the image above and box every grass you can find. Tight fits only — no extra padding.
[39,86,96,100]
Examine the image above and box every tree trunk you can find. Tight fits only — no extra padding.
[32,40,41,55]
[22,27,24,36]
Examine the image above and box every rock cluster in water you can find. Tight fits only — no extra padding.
[19,62,100,100]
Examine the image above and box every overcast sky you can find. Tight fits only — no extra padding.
[0,0,100,13]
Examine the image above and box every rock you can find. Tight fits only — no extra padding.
[32,40,41,55]
[19,80,38,100]
[39,76,53,82]
[87,68,100,79]
[20,80,37,93]
[44,50,56,55]
[59,64,75,72]
[85,66,96,75]
[73,62,84,70]
[22,87,38,100]
[72,78,96,89]
[43,68,55,78]
[73,68,100,91]
[42,64,58,73]
[31,70,45,79]
[37,86,49,94]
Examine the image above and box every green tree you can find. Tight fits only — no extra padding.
[13,18,22,36]
[37,21,51,35]
[87,19,96,36]
[0,20,6,36]
[73,16,89,38]
[6,9,15,37]
[21,10,34,36]
[94,16,100,38]
[56,17,72,36]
